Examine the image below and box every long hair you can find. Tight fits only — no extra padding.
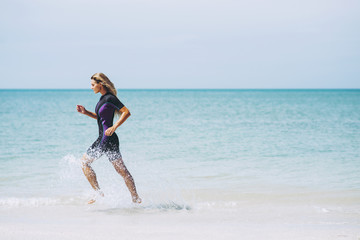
[91,73,117,96]
[91,73,121,117]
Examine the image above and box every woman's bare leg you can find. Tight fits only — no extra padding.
[81,154,104,203]
[111,158,141,203]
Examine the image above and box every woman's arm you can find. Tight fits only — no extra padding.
[76,105,97,120]
[105,106,131,136]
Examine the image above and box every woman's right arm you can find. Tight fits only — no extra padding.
[76,105,97,119]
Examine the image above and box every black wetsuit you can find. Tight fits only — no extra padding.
[86,92,124,161]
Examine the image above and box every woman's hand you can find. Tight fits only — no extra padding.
[76,105,86,114]
[76,105,97,119]
[105,126,116,136]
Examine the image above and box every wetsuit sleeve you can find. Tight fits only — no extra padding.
[109,95,124,110]
[98,95,124,119]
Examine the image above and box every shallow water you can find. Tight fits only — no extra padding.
[0,89,359,238]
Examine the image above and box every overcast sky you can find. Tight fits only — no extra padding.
[1,0,359,89]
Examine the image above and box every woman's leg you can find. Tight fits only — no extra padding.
[81,154,104,203]
[111,158,141,203]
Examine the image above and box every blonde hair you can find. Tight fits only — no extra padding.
[91,73,117,96]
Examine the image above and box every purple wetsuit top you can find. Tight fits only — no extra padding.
[86,92,124,161]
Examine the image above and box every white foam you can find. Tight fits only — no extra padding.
[0,197,61,208]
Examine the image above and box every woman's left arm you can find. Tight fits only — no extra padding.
[105,106,131,136]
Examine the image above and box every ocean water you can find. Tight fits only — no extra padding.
[0,89,360,239]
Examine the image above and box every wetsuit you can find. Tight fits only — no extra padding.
[86,92,124,161]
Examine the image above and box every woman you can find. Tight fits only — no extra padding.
[76,73,141,204]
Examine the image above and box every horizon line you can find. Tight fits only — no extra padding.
[0,88,359,91]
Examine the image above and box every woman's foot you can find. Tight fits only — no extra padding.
[132,196,142,204]
[87,190,104,204]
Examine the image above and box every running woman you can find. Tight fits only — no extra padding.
[76,73,141,204]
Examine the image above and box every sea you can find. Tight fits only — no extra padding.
[0,89,359,239]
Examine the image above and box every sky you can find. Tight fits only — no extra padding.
[1,0,359,89]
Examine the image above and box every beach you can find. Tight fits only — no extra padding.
[0,89,359,239]
[1,190,359,240]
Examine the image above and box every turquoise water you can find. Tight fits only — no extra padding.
[0,89,359,210]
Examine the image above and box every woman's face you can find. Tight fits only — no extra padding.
[91,80,102,94]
